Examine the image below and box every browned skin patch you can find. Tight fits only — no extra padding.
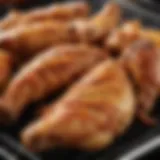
[21,60,135,152]
[0,44,107,123]
[0,1,90,30]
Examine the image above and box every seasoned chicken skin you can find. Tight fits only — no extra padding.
[0,44,107,123]
[121,40,160,124]
[0,1,89,30]
[21,59,135,152]
[69,3,121,42]
[0,3,120,59]
[0,10,21,31]
[0,49,12,91]
[0,21,71,57]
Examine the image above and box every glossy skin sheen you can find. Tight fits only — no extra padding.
[21,60,135,152]
[121,40,160,125]
[0,1,90,30]
[0,44,107,123]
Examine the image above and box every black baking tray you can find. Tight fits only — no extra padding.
[0,0,160,160]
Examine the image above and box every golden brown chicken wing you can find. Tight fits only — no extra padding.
[105,20,142,54]
[0,49,12,91]
[105,20,160,55]
[0,44,107,123]
[21,59,135,152]
[121,40,160,125]
[0,3,120,60]
[69,3,121,43]
[0,21,71,58]
[0,1,90,30]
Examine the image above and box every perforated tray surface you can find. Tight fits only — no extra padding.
[0,0,160,160]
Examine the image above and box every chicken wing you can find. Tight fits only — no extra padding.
[0,3,120,59]
[0,44,107,123]
[69,3,121,43]
[121,40,160,125]
[21,59,135,152]
[0,49,12,91]
[105,20,142,54]
[0,1,89,30]
[105,20,160,55]
[0,21,71,58]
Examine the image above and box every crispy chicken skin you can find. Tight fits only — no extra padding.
[69,3,121,42]
[0,21,71,57]
[0,44,107,123]
[105,20,141,53]
[121,40,160,125]
[0,1,89,30]
[0,49,12,91]
[0,10,22,31]
[0,3,120,58]
[21,59,135,152]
